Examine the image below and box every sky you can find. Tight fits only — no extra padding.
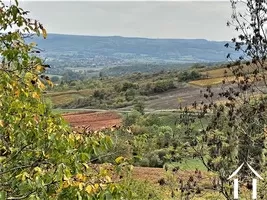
[16,1,238,41]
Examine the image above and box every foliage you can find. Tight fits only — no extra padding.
[49,70,183,110]
[181,0,267,199]
[153,80,176,93]
[50,75,60,83]
[117,179,166,200]
[178,70,202,82]
[106,112,197,170]
[133,99,145,115]
[61,69,87,82]
[0,1,132,199]
[123,111,142,127]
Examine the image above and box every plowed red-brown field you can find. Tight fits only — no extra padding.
[62,111,122,131]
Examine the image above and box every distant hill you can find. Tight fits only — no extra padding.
[27,34,238,69]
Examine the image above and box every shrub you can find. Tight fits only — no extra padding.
[178,70,202,82]
[138,157,150,167]
[123,111,142,127]
[125,88,136,101]
[133,99,145,115]
[129,125,149,135]
[93,89,105,99]
[153,80,176,93]
[148,152,164,167]
[121,82,139,91]
[51,75,60,82]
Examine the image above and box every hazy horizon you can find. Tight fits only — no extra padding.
[43,32,231,42]
[18,1,239,41]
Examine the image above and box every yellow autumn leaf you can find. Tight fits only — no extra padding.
[72,181,80,187]
[29,42,37,47]
[82,163,89,169]
[76,173,83,180]
[93,184,99,192]
[32,92,39,99]
[75,134,81,141]
[14,89,20,97]
[0,120,4,127]
[56,188,62,194]
[21,172,29,181]
[115,156,124,164]
[34,167,42,173]
[62,181,69,188]
[105,175,112,183]
[12,81,17,87]
[78,182,84,191]
[76,173,86,181]
[37,79,46,90]
[34,167,43,175]
[100,168,108,176]
[42,28,47,39]
[110,184,116,193]
[128,164,134,171]
[85,185,92,194]
[35,65,44,73]
[68,134,75,141]
[63,174,70,181]
[25,72,34,81]
[46,79,54,87]
[100,183,107,190]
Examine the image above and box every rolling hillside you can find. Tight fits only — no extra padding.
[27,34,239,69]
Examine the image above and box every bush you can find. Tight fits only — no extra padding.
[121,82,139,91]
[153,80,176,93]
[148,152,164,167]
[143,114,162,126]
[93,89,105,99]
[123,111,142,126]
[178,70,202,82]
[125,88,136,101]
[129,125,149,135]
[133,99,145,115]
[138,157,150,167]
[51,75,60,83]
[157,126,173,148]
[156,149,168,161]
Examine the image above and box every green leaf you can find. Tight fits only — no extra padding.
[77,192,82,200]
[0,191,7,200]
[80,153,90,162]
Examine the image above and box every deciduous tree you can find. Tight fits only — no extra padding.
[182,0,267,199]
[0,1,130,199]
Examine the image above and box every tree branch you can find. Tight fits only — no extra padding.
[7,191,35,200]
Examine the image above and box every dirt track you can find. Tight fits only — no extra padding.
[62,111,122,131]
